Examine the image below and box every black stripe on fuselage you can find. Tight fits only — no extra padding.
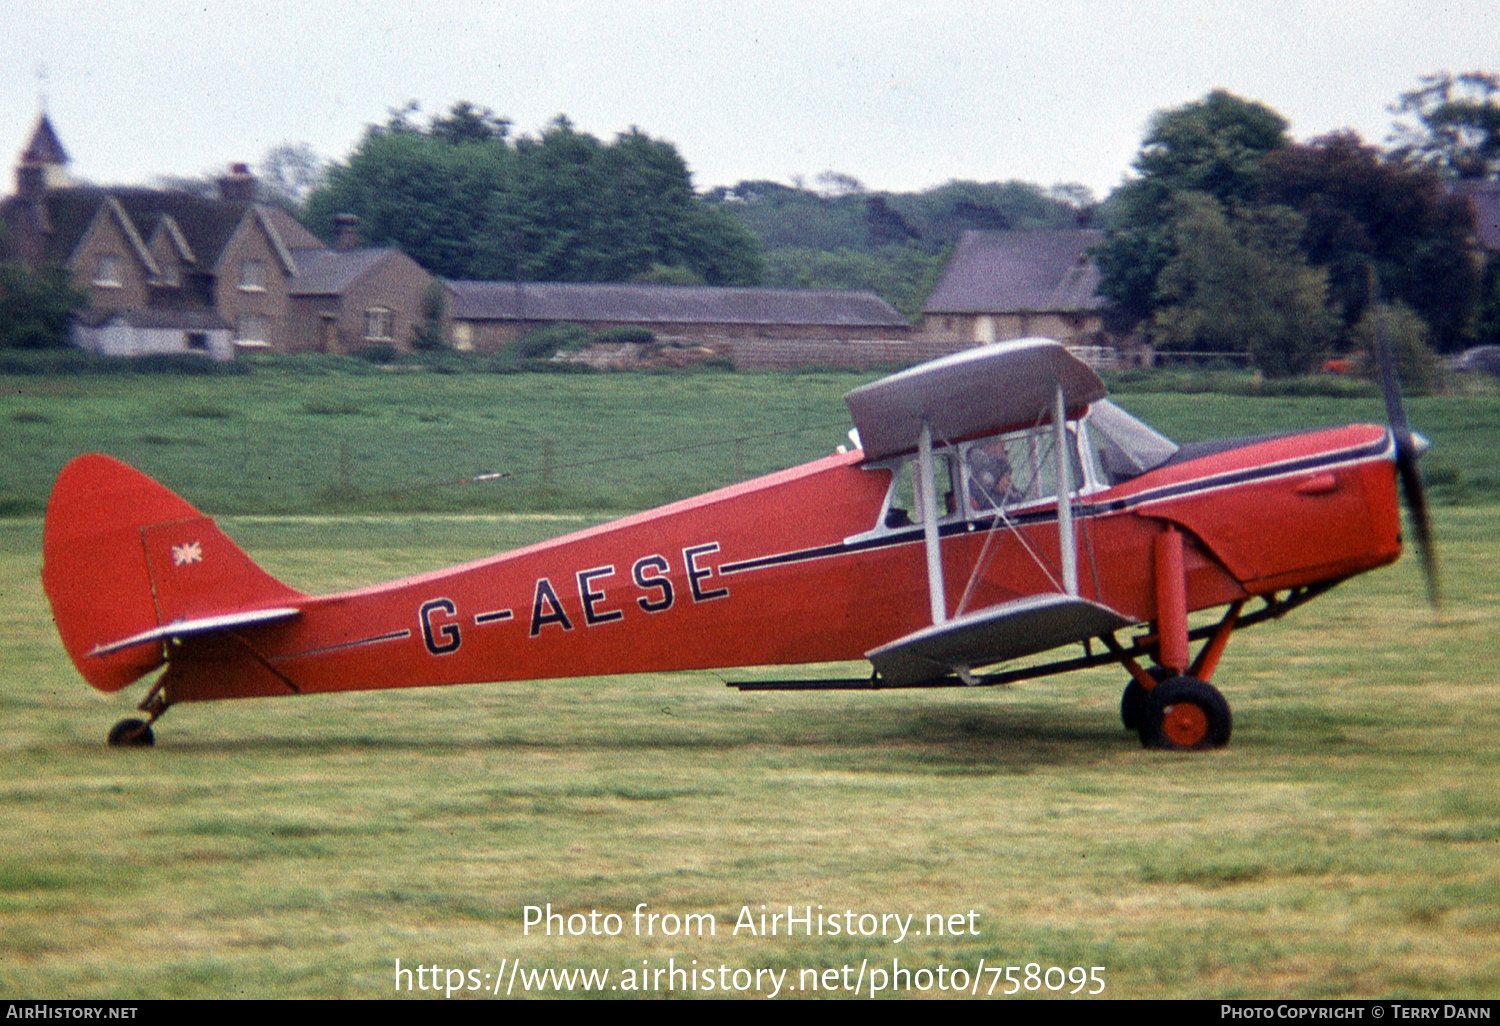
[717,432,1392,578]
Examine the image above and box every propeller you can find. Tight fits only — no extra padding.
[1369,272,1441,607]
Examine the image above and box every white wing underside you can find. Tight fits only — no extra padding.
[867,593,1134,686]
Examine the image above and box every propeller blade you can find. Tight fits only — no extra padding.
[1395,444,1440,607]
[1369,271,1441,607]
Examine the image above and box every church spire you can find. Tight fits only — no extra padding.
[20,113,71,189]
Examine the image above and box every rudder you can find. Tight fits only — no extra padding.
[42,454,304,693]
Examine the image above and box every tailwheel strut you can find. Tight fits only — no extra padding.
[107,678,172,748]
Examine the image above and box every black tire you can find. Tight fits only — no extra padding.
[1121,666,1172,731]
[1139,676,1231,751]
[107,718,155,748]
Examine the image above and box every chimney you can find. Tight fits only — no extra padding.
[217,162,256,203]
[333,213,360,252]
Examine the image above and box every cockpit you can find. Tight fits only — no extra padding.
[868,400,1178,534]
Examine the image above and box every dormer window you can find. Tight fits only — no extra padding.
[93,254,121,287]
[239,259,265,291]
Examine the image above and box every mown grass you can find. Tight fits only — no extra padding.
[0,503,1497,999]
[2,366,1497,998]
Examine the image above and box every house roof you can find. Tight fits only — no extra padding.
[2,185,321,271]
[446,281,909,328]
[289,246,403,295]
[1450,180,1500,251]
[922,229,1106,315]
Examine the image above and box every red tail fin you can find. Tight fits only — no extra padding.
[42,454,304,693]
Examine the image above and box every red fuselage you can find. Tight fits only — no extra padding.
[155,422,1402,704]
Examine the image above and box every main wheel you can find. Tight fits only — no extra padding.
[1121,666,1172,731]
[107,718,155,747]
[1139,676,1231,751]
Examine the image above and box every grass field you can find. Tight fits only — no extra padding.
[4,367,1499,514]
[2,368,1498,999]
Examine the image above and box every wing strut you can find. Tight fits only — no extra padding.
[1053,385,1078,597]
[917,419,947,625]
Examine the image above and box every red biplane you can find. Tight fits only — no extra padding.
[42,337,1434,751]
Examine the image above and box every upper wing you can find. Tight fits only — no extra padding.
[866,593,1134,686]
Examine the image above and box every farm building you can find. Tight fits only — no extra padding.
[445,281,913,352]
[920,229,1112,352]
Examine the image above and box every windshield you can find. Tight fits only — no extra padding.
[1085,400,1178,484]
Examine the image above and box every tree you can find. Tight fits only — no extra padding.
[1148,192,1337,376]
[1390,71,1500,180]
[1132,90,1290,205]
[302,106,761,286]
[259,143,326,209]
[0,263,85,349]
[1094,91,1292,330]
[428,101,511,145]
[1352,301,1442,391]
[1259,132,1479,350]
[304,128,507,279]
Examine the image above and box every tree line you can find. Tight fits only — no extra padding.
[302,103,763,287]
[1093,76,1500,375]
[4,76,1499,373]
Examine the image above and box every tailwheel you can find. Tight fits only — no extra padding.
[1139,676,1231,751]
[107,718,156,748]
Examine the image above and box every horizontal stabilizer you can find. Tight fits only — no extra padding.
[867,593,1134,686]
[90,606,302,657]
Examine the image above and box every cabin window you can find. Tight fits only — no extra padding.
[870,421,1104,536]
[1083,400,1178,485]
[884,452,956,528]
[959,424,1091,516]
[186,332,209,351]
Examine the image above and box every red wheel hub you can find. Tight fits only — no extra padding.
[1161,701,1209,748]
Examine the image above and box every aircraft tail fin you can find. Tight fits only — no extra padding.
[42,454,305,693]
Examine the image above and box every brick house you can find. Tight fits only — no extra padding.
[2,115,436,358]
[919,229,1113,352]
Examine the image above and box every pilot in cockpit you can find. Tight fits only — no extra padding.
[967,441,1019,511]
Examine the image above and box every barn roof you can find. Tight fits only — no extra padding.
[446,281,910,328]
[922,229,1106,315]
